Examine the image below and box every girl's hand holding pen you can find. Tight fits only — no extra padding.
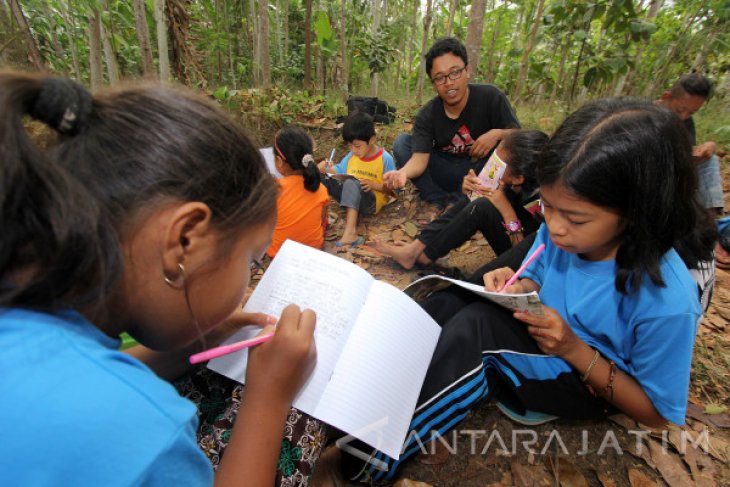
[483,267,526,294]
[514,306,579,358]
[246,304,317,405]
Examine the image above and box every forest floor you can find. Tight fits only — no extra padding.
[239,104,730,487]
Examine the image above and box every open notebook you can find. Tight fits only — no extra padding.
[208,240,441,459]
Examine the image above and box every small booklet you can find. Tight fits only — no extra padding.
[208,240,441,460]
[404,274,544,316]
[259,147,283,179]
[469,150,507,200]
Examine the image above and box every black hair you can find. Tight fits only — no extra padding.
[672,73,713,99]
[274,126,321,192]
[0,71,277,311]
[342,112,376,143]
[425,37,468,78]
[539,97,715,294]
[500,129,548,197]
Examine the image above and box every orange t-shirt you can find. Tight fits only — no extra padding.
[267,175,329,258]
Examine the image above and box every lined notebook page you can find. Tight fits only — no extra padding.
[209,240,373,413]
[315,280,441,459]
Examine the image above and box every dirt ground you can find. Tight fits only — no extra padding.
[296,125,730,487]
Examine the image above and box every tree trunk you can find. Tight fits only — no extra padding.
[304,0,313,90]
[89,8,104,88]
[133,0,156,78]
[99,0,120,84]
[57,0,82,80]
[445,0,459,37]
[548,39,570,104]
[166,0,207,88]
[154,0,170,81]
[406,0,419,96]
[371,0,382,96]
[614,0,663,96]
[338,0,348,100]
[513,0,545,101]
[8,0,44,69]
[41,3,67,74]
[485,0,502,80]
[465,0,487,80]
[258,0,271,88]
[416,0,434,105]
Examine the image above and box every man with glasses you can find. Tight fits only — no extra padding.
[384,37,520,209]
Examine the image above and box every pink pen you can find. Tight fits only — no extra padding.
[189,332,275,364]
[500,243,546,292]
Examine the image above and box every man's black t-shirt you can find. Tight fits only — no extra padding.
[411,84,520,157]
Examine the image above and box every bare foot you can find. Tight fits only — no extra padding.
[373,236,422,269]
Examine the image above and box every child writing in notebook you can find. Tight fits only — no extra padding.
[318,112,395,247]
[267,126,329,258]
[373,129,547,270]
[340,98,716,482]
[0,72,320,486]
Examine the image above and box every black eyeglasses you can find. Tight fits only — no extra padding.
[431,67,466,86]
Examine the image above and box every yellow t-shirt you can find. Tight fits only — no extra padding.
[336,148,395,213]
[267,175,329,258]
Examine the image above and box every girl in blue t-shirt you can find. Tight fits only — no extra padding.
[0,72,318,486]
[341,98,716,482]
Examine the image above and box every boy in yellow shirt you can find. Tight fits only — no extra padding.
[318,112,395,247]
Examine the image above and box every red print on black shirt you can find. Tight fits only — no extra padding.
[442,125,475,155]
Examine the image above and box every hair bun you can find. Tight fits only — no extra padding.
[30,77,92,135]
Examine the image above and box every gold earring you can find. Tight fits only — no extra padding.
[163,263,186,290]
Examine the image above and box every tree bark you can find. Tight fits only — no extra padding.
[58,0,82,80]
[485,0,502,80]
[133,0,156,78]
[513,0,545,101]
[338,0,349,101]
[258,0,271,88]
[100,0,120,84]
[166,0,207,87]
[304,0,313,90]
[406,0,419,96]
[465,0,487,80]
[416,0,434,105]
[154,0,170,81]
[371,0,382,96]
[40,3,67,74]
[89,8,104,88]
[8,0,44,69]
[445,0,459,37]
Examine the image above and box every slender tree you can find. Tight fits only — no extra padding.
[8,0,44,69]
[89,7,104,88]
[513,0,545,101]
[465,0,486,80]
[416,0,434,104]
[258,0,271,88]
[100,0,120,84]
[133,0,156,77]
[304,0,313,90]
[154,0,170,81]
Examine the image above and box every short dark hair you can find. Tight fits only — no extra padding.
[425,37,468,78]
[671,73,713,99]
[342,112,376,143]
[500,129,548,196]
[539,97,714,294]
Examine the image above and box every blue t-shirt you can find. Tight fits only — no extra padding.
[0,308,213,486]
[521,225,700,425]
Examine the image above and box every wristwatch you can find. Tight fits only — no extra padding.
[501,220,523,235]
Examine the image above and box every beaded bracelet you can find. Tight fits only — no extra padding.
[599,360,617,401]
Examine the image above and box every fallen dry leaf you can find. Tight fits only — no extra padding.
[556,458,589,487]
[596,471,618,487]
[393,479,433,487]
[647,438,694,486]
[686,402,730,429]
[404,221,419,237]
[628,468,658,487]
[511,461,551,487]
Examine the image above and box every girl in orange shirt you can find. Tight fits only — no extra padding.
[267,126,329,258]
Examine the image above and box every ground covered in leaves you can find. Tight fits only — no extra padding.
[236,97,730,486]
